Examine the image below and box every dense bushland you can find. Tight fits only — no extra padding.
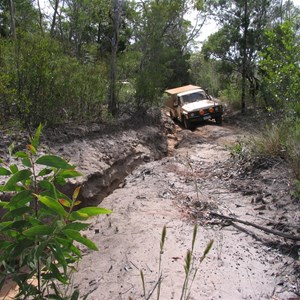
[0,34,108,126]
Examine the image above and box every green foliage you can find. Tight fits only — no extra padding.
[133,0,191,107]
[0,125,111,299]
[259,20,300,109]
[236,116,300,181]
[219,83,242,110]
[291,179,300,200]
[0,33,108,126]
[202,0,272,109]
[229,141,245,159]
[189,52,227,97]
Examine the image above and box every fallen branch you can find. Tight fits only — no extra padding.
[210,212,300,241]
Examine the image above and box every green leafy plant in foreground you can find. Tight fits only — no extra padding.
[0,124,112,299]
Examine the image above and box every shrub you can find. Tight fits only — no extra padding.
[219,84,242,110]
[0,125,111,299]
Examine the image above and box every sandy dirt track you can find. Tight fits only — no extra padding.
[72,118,299,300]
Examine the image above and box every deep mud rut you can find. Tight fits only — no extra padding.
[71,117,299,300]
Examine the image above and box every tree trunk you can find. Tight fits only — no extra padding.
[50,0,60,37]
[7,0,16,39]
[36,0,44,35]
[241,0,248,114]
[108,0,122,116]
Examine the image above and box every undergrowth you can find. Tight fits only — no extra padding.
[229,116,300,197]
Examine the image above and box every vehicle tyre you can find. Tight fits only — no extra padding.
[170,111,176,121]
[183,116,191,130]
[215,116,223,125]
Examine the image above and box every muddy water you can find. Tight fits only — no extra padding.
[72,120,299,300]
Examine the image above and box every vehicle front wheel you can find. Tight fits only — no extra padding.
[183,116,191,130]
[215,116,223,125]
[170,111,176,121]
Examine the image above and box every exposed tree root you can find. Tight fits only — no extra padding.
[211,212,300,241]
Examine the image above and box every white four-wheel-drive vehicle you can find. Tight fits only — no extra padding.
[165,85,223,129]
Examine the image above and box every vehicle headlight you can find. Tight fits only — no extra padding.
[199,109,205,115]
[209,107,214,113]
[190,112,195,117]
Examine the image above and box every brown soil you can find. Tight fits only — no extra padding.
[0,110,299,299]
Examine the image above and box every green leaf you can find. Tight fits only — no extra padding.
[0,201,9,208]
[11,239,34,257]
[23,225,54,237]
[40,182,58,199]
[0,221,13,230]
[36,195,67,217]
[38,179,52,190]
[69,211,89,221]
[0,241,11,250]
[55,236,72,248]
[36,155,73,169]
[2,206,33,220]
[2,220,29,231]
[64,222,90,231]
[8,190,33,208]
[54,176,67,186]
[49,243,67,269]
[14,151,28,159]
[58,198,71,208]
[38,168,53,177]
[63,229,98,250]
[77,207,112,216]
[43,263,68,284]
[34,241,49,264]
[8,142,15,156]
[27,144,37,155]
[3,170,32,191]
[9,164,18,174]
[71,290,80,300]
[73,186,81,201]
[57,169,82,178]
[69,244,82,257]
[0,167,11,176]
[31,123,43,149]
[22,158,32,168]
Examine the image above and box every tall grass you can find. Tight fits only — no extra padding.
[253,118,300,179]
[140,225,213,300]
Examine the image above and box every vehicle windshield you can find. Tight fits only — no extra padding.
[181,92,207,103]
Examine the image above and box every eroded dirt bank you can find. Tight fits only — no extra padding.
[69,114,299,299]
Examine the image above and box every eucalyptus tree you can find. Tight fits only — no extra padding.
[259,20,300,109]
[267,0,300,25]
[132,0,197,107]
[0,0,40,37]
[7,0,16,38]
[203,0,271,112]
